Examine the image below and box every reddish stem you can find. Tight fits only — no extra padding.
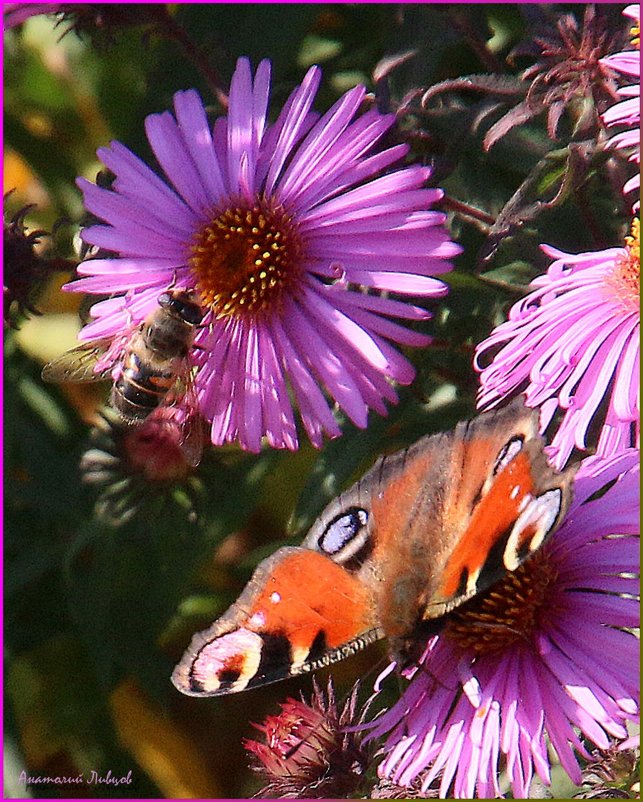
[159,10,229,110]
[442,195,496,228]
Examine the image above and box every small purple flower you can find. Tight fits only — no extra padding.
[475,223,640,469]
[68,58,459,452]
[601,4,640,211]
[367,449,639,799]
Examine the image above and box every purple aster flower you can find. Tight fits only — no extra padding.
[67,58,459,452]
[366,449,639,799]
[475,221,640,469]
[601,4,640,211]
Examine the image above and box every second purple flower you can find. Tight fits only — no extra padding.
[68,57,459,452]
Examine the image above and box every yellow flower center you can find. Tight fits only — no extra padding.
[189,198,305,319]
[630,18,640,49]
[611,217,640,313]
[443,550,558,655]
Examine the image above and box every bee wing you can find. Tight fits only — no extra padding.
[41,339,114,383]
[175,367,205,467]
[179,408,205,468]
[158,363,204,467]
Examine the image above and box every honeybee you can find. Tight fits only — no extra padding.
[42,289,206,466]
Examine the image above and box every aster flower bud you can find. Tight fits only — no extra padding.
[485,5,623,149]
[3,197,72,328]
[80,409,201,526]
[371,777,439,798]
[243,679,370,798]
[575,746,639,799]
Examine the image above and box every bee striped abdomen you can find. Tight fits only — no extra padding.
[112,352,180,422]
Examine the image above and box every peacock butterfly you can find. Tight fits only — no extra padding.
[172,398,575,697]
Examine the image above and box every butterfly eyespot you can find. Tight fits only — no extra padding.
[318,507,369,564]
[504,487,563,570]
[494,435,524,475]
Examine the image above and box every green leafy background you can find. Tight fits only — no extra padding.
[4,4,632,798]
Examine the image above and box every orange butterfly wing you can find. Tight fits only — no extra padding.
[172,548,382,697]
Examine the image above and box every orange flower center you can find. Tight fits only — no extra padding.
[189,198,305,319]
[443,550,559,655]
[611,217,640,313]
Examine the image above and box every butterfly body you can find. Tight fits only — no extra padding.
[172,399,575,697]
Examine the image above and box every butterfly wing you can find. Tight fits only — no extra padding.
[147,364,204,467]
[172,546,383,697]
[370,398,575,635]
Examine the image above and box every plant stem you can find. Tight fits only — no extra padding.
[442,196,496,229]
[447,8,507,74]
[159,10,229,109]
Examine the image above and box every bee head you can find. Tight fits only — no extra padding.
[158,290,204,326]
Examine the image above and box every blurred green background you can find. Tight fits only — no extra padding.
[4,4,630,798]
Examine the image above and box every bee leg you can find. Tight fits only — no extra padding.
[166,270,179,291]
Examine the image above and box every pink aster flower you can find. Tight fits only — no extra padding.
[601,4,640,211]
[367,449,640,799]
[475,221,640,469]
[67,58,459,452]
